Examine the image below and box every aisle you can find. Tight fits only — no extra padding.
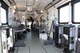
[14,32,62,53]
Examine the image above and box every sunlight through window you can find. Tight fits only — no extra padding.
[74,2,80,22]
[59,5,70,23]
[1,7,7,24]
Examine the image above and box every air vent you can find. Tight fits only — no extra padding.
[3,0,11,6]
[8,0,16,5]
[52,0,61,5]
[44,3,52,10]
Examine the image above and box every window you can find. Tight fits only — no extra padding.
[9,28,12,36]
[72,1,80,23]
[0,1,9,25]
[58,3,70,24]
[1,30,7,42]
[0,7,7,24]
[60,5,69,23]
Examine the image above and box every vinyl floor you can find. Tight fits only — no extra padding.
[14,32,63,53]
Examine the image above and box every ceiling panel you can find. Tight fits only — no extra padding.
[14,0,52,10]
[14,0,52,18]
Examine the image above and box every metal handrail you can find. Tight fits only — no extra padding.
[47,20,54,35]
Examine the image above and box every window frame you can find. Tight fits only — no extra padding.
[72,0,80,24]
[0,0,9,25]
[58,2,70,24]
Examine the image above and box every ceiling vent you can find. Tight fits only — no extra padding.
[3,0,11,6]
[8,0,16,5]
[52,0,62,5]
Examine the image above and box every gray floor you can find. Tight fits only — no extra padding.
[14,32,63,53]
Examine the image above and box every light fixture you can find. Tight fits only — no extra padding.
[22,16,25,19]
[41,10,43,13]
[27,6,32,11]
[24,6,26,7]
[13,5,16,9]
[13,9,15,13]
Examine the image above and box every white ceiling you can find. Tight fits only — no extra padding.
[14,0,52,11]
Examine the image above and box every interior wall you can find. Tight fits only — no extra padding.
[8,6,22,27]
[46,0,71,38]
[47,6,55,38]
[8,6,14,26]
[48,6,55,29]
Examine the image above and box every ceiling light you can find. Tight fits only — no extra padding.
[13,9,15,13]
[13,5,16,9]
[22,16,25,18]
[24,6,26,7]
[27,6,32,11]
[41,10,43,13]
